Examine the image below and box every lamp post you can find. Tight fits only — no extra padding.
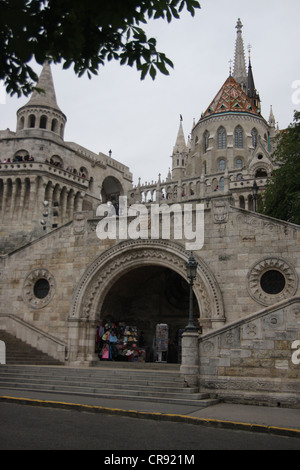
[185,252,198,332]
[180,252,199,388]
[252,181,258,212]
[40,200,59,232]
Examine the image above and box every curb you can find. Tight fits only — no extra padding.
[1,395,300,439]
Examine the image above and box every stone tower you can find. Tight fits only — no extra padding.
[0,63,133,254]
[171,117,188,180]
[16,62,67,139]
[131,18,279,210]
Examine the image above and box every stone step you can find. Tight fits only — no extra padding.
[0,364,220,408]
[0,373,189,390]
[0,380,209,400]
[0,380,218,407]
[0,364,184,381]
[93,361,180,371]
[0,375,200,394]
[0,331,62,366]
[0,366,194,392]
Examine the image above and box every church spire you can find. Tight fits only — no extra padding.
[171,116,188,180]
[173,117,187,154]
[269,105,275,127]
[246,55,260,110]
[26,62,62,112]
[245,43,261,112]
[233,18,247,92]
[16,62,67,139]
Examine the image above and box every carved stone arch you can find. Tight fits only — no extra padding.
[101,176,124,203]
[249,160,272,178]
[69,239,225,331]
[14,149,30,161]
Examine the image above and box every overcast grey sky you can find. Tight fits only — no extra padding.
[1,0,299,186]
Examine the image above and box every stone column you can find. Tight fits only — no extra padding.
[1,180,8,222]
[60,188,67,224]
[29,176,38,220]
[199,175,205,199]
[10,180,17,221]
[67,318,88,366]
[155,174,161,203]
[18,179,26,221]
[67,191,75,221]
[177,178,182,202]
[224,169,229,193]
[180,330,199,388]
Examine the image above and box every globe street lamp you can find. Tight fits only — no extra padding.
[40,200,59,232]
[185,252,198,332]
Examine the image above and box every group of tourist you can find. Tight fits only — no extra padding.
[45,158,87,179]
[0,155,34,163]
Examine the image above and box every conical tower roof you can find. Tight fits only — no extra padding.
[246,57,260,110]
[17,62,66,138]
[200,75,261,121]
[25,62,63,113]
[173,119,187,154]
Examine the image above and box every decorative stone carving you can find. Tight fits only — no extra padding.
[247,257,298,306]
[23,268,56,309]
[69,239,225,326]
[73,212,86,234]
[213,201,228,224]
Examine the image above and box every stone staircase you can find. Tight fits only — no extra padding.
[0,331,219,407]
[0,330,63,366]
[0,363,219,407]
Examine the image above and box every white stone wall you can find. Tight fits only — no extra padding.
[0,197,299,366]
[0,340,5,364]
[199,297,300,406]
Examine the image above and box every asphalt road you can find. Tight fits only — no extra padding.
[0,402,299,451]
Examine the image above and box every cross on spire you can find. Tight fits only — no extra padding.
[248,44,252,60]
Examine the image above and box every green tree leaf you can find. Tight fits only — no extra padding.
[0,0,201,96]
[261,111,300,224]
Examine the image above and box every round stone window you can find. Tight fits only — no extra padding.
[260,270,286,295]
[247,257,298,306]
[33,278,50,299]
[23,269,55,309]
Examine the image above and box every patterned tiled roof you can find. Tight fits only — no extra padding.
[200,75,261,120]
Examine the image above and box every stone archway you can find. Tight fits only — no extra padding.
[101,176,124,203]
[68,239,224,365]
[100,265,198,363]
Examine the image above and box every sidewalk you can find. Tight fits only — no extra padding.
[0,388,300,438]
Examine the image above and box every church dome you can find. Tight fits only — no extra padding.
[200,75,261,122]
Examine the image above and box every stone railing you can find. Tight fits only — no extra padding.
[0,313,67,363]
[229,177,268,190]
[198,296,300,407]
[0,161,90,187]
[131,175,267,205]
[0,340,5,364]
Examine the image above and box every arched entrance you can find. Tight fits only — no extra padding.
[101,176,123,203]
[100,265,199,363]
[68,240,224,365]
